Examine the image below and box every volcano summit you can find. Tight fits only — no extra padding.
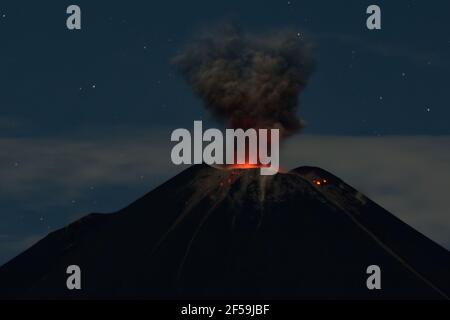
[0,164,449,299]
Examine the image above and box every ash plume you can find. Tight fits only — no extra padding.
[173,25,316,138]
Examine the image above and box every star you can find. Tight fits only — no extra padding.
[92,84,96,89]
[1,14,6,18]
[379,96,383,101]
[426,107,431,112]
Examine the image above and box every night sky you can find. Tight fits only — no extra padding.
[1,0,449,264]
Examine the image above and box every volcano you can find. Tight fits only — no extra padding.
[0,164,449,299]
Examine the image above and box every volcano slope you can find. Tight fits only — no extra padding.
[0,164,449,299]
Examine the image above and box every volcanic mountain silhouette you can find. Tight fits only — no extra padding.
[0,164,449,299]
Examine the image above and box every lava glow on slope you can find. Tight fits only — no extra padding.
[312,178,328,186]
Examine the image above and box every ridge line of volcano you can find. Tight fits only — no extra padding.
[315,186,449,299]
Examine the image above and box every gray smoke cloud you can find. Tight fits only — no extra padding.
[173,25,316,138]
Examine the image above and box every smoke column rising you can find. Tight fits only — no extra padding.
[173,25,316,139]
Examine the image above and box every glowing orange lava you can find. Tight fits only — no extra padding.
[218,162,285,174]
[313,178,328,186]
[228,163,270,170]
